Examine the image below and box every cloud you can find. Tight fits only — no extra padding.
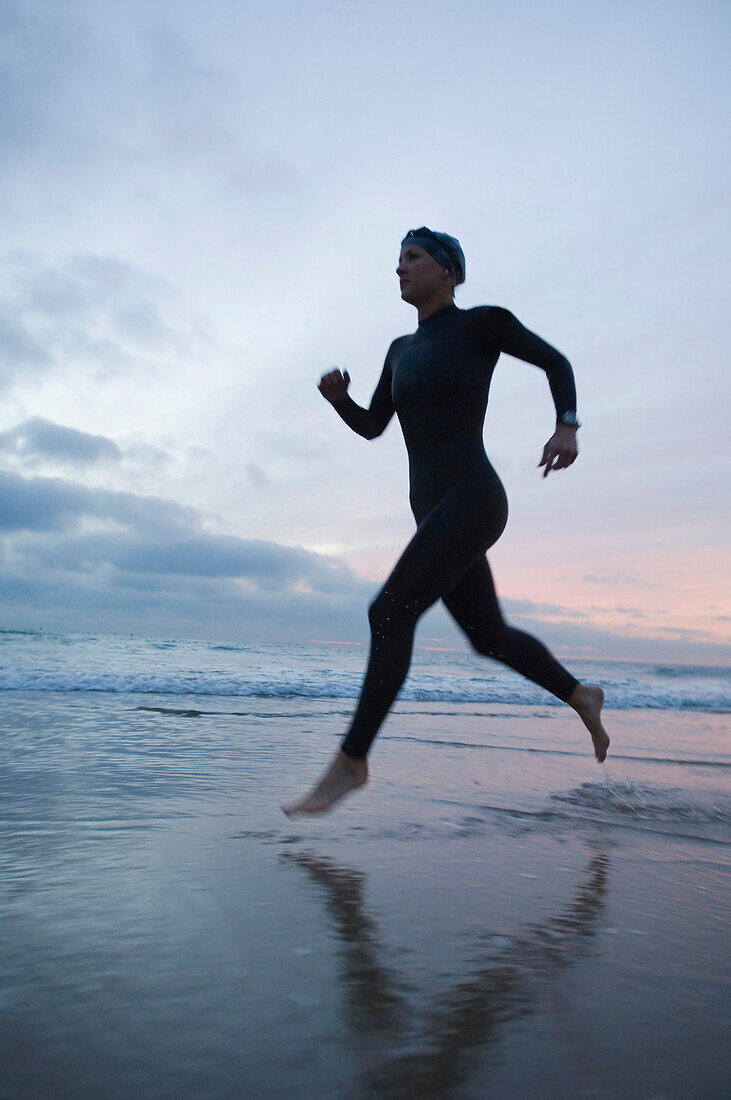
[0,414,176,481]
[245,462,270,488]
[0,3,302,210]
[26,254,176,345]
[0,471,99,533]
[0,567,368,644]
[0,465,373,641]
[497,606,731,666]
[582,570,658,588]
[0,417,122,468]
[135,21,304,199]
[0,0,90,164]
[654,625,719,640]
[0,469,195,534]
[0,317,50,385]
[502,596,589,620]
[2,469,368,596]
[0,251,207,393]
[19,530,362,594]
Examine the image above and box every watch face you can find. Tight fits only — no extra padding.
[561,413,577,425]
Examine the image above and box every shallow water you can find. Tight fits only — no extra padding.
[1,668,730,1097]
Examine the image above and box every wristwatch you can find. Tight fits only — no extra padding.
[558,411,580,428]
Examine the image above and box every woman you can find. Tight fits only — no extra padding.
[285,227,609,816]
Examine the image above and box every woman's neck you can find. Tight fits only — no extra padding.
[417,291,456,324]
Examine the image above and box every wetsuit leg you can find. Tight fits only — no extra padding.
[442,557,578,702]
[341,481,505,759]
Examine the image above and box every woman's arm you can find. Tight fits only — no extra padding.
[492,307,577,420]
[318,353,396,440]
[490,307,579,477]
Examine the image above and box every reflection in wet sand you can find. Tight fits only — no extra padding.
[282,849,609,1096]
[281,856,408,1037]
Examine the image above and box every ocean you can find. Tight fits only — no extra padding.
[2,628,729,712]
[1,628,729,1096]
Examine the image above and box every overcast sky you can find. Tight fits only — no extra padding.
[1,0,729,663]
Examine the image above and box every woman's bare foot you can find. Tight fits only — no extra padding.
[569,683,610,762]
[283,751,368,817]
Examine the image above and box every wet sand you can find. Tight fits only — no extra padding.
[1,692,729,1098]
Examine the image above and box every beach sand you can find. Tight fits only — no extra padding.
[1,691,729,1098]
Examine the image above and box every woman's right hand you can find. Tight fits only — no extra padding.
[318,368,350,405]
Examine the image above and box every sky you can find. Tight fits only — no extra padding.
[1,0,729,664]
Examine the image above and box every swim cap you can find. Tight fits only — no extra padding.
[401,227,466,286]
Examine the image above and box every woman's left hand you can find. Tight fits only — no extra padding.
[539,425,578,478]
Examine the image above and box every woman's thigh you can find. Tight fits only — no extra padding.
[378,480,506,617]
[441,557,503,636]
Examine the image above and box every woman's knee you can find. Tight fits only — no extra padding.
[368,587,417,637]
[466,622,508,659]
[469,636,497,659]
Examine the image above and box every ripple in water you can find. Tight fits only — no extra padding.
[551,777,731,843]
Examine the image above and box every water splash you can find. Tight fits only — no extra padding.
[551,777,731,842]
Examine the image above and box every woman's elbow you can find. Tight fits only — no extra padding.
[363,415,386,439]
[548,352,573,377]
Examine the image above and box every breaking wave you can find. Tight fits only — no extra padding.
[0,665,729,712]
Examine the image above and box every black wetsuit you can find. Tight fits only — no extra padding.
[334,303,579,759]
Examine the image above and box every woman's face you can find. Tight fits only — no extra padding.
[396,243,451,305]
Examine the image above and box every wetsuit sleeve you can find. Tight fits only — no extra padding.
[330,346,397,440]
[488,307,577,420]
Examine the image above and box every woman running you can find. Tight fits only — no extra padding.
[285,227,609,816]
